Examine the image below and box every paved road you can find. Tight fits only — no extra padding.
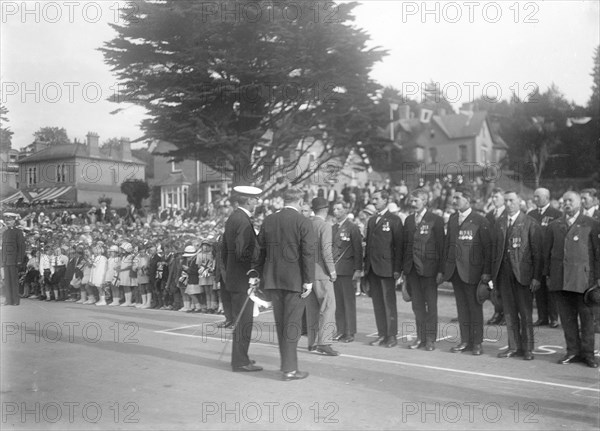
[1,291,598,430]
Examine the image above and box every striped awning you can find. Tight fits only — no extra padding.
[29,186,74,202]
[0,190,28,204]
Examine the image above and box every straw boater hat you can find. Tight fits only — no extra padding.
[182,245,197,257]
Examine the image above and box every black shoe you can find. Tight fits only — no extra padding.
[233,364,263,372]
[316,345,340,356]
[333,333,344,342]
[497,350,521,358]
[409,339,424,350]
[549,320,559,329]
[523,351,534,361]
[341,335,354,343]
[308,345,317,352]
[424,342,435,351]
[533,319,549,327]
[471,344,483,355]
[216,320,232,328]
[558,354,581,365]
[583,357,598,368]
[450,343,472,353]
[370,336,385,346]
[282,370,309,381]
[385,337,398,348]
[450,317,459,323]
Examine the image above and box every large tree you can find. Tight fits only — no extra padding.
[101,0,385,190]
[0,104,13,152]
[33,126,70,146]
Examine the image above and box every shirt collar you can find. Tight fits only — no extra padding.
[417,208,427,219]
[585,205,598,216]
[238,206,252,218]
[539,203,550,214]
[377,208,388,217]
[495,205,505,216]
[459,208,472,219]
[336,217,348,226]
[567,211,580,225]
[507,212,519,224]
[283,205,299,213]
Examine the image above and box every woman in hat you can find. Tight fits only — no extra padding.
[106,245,121,306]
[182,245,200,312]
[86,245,107,305]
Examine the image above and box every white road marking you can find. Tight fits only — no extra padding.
[155,327,600,394]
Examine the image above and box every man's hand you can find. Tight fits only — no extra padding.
[481,273,491,284]
[330,272,337,283]
[301,283,313,299]
[436,272,444,285]
[393,271,401,280]
[352,270,363,281]
[530,279,541,293]
[248,277,260,288]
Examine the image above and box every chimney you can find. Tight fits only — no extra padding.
[86,132,100,157]
[120,137,132,160]
[398,104,410,120]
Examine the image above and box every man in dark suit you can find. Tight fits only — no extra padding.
[332,201,363,343]
[254,188,316,381]
[580,188,600,333]
[492,191,543,360]
[306,197,338,356]
[364,189,403,348]
[1,214,26,306]
[544,191,600,368]
[222,187,262,372]
[96,202,111,224]
[443,187,492,356]
[403,189,444,351]
[528,187,562,328]
[485,188,506,325]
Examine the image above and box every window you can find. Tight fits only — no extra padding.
[429,147,438,163]
[27,167,38,186]
[171,160,182,173]
[481,148,487,163]
[459,145,468,162]
[414,146,424,161]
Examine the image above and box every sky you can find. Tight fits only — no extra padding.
[1,1,599,150]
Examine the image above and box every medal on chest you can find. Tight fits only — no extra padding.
[419,224,430,235]
[511,237,521,248]
[382,221,390,232]
[458,229,473,241]
[340,231,350,241]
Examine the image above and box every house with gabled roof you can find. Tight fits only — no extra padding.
[1,133,146,207]
[149,140,231,209]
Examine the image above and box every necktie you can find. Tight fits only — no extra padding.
[333,223,339,236]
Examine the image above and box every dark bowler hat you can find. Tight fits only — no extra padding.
[584,285,600,306]
[476,280,491,305]
[311,197,329,211]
